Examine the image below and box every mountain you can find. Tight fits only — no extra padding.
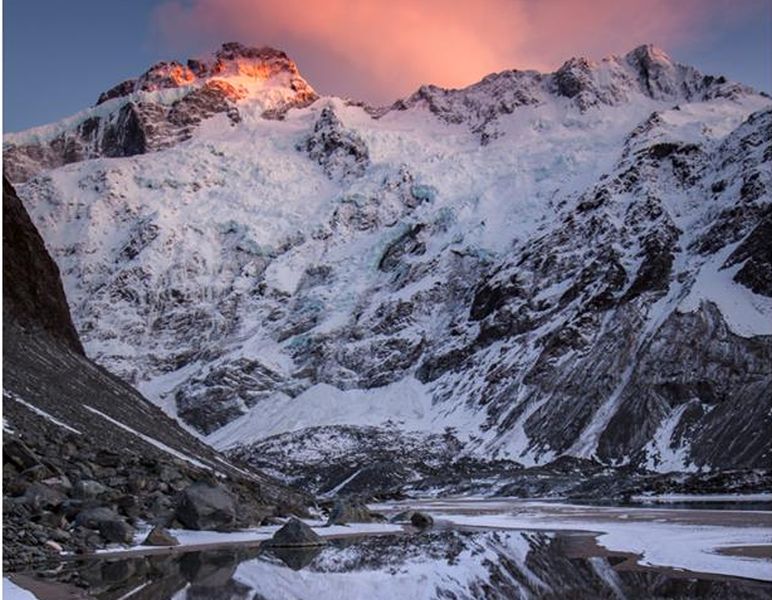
[4,43,317,183]
[5,43,771,498]
[2,178,310,569]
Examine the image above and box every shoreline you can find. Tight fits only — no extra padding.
[7,500,772,598]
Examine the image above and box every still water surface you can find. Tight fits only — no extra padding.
[27,529,772,599]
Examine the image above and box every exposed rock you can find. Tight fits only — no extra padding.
[3,438,41,472]
[142,526,179,546]
[2,178,84,353]
[98,519,135,544]
[74,507,121,529]
[326,499,378,526]
[301,107,370,180]
[267,517,324,547]
[410,512,434,529]
[175,482,236,531]
[4,43,318,183]
[73,480,108,499]
[23,483,66,510]
[390,510,418,523]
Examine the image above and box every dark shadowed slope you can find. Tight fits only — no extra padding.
[2,177,311,570]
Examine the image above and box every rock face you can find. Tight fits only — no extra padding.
[3,178,84,353]
[175,483,237,531]
[268,517,323,547]
[301,107,370,179]
[6,43,772,499]
[2,179,310,570]
[3,43,318,183]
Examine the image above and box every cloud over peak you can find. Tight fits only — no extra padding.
[150,0,763,104]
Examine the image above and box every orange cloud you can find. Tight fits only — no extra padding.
[149,0,762,103]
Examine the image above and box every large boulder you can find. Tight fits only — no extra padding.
[73,480,108,499]
[390,510,417,523]
[267,518,323,547]
[74,507,121,529]
[410,512,434,529]
[23,482,66,510]
[325,499,377,526]
[98,519,135,544]
[72,506,134,544]
[175,482,236,531]
[3,438,41,471]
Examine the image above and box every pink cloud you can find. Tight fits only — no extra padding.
[149,0,763,103]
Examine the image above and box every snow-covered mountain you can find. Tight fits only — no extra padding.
[6,43,771,493]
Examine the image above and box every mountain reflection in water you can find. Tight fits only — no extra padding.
[29,530,772,599]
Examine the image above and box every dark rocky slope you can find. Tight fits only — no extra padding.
[2,178,311,570]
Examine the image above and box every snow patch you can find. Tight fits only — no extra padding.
[5,391,82,435]
[82,405,221,475]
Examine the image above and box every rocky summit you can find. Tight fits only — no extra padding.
[3,41,771,553]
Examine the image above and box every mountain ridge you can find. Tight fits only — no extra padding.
[5,42,771,498]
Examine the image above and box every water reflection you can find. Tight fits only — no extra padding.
[25,530,772,599]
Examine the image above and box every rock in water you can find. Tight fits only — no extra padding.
[175,482,236,531]
[142,526,179,546]
[267,517,323,547]
[269,545,323,570]
[410,512,434,529]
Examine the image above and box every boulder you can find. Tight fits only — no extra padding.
[23,482,66,510]
[3,438,41,471]
[98,519,135,544]
[94,450,121,468]
[142,526,179,546]
[410,512,433,529]
[325,499,376,526]
[41,475,72,494]
[73,479,107,499]
[74,507,120,529]
[267,518,323,547]
[390,510,416,523]
[175,482,236,531]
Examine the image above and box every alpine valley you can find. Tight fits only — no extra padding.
[5,41,772,512]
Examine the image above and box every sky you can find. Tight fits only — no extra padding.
[3,0,771,132]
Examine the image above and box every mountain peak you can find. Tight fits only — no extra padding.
[96,42,316,107]
[625,44,673,64]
